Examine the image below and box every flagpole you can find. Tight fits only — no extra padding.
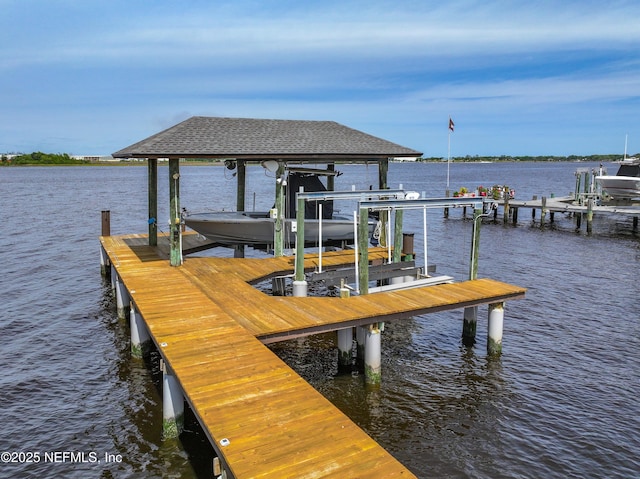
[444,117,452,218]
[447,128,451,189]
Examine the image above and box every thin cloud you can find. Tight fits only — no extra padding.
[1,0,639,155]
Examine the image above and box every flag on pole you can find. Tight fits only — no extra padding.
[448,117,455,132]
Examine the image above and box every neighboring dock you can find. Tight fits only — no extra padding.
[447,169,640,234]
[101,232,525,478]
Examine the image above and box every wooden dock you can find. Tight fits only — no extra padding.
[449,194,640,233]
[100,232,525,478]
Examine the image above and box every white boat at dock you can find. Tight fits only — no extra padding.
[595,136,640,199]
[595,158,640,199]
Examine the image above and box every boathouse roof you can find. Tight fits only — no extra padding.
[111,116,422,161]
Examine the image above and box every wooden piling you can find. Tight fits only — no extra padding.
[234,160,246,259]
[274,162,286,257]
[444,189,450,218]
[148,159,158,246]
[503,189,510,223]
[463,208,483,345]
[586,197,594,234]
[101,210,111,237]
[169,159,181,266]
[393,209,404,263]
[100,210,110,276]
[358,206,370,295]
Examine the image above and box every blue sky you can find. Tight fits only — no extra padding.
[2,0,639,157]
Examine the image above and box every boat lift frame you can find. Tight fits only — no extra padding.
[293,190,484,296]
[292,189,405,283]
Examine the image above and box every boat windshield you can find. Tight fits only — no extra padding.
[617,163,640,177]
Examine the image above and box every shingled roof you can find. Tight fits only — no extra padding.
[112,116,422,161]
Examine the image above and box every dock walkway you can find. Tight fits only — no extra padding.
[101,233,525,478]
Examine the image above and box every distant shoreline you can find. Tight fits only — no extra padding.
[1,156,628,167]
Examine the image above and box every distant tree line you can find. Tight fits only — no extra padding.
[2,151,635,166]
[419,154,633,162]
[1,152,90,165]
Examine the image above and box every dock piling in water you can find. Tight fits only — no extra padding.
[488,302,505,355]
[364,324,382,386]
[115,273,130,320]
[462,306,478,347]
[337,328,354,372]
[130,302,151,358]
[161,359,185,439]
[100,211,111,276]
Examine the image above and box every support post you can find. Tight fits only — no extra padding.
[364,324,382,387]
[540,196,547,227]
[327,163,335,191]
[100,210,111,277]
[337,283,353,371]
[130,302,151,358]
[444,189,450,218]
[235,160,246,258]
[503,190,510,223]
[274,162,286,257]
[469,207,482,280]
[337,328,354,372]
[356,325,366,371]
[378,158,388,190]
[358,206,370,295]
[463,207,482,344]
[115,273,130,320]
[148,159,158,246]
[462,306,477,347]
[402,233,414,261]
[293,189,308,297]
[393,208,403,263]
[168,159,182,266]
[378,159,389,247]
[487,302,504,355]
[110,264,116,293]
[161,360,184,439]
[512,207,519,224]
[100,245,110,277]
[586,197,594,234]
[101,210,111,237]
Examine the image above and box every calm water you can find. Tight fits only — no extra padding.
[1,162,639,478]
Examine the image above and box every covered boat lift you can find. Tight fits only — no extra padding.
[112,116,422,265]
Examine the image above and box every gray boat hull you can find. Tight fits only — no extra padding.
[185,211,372,245]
